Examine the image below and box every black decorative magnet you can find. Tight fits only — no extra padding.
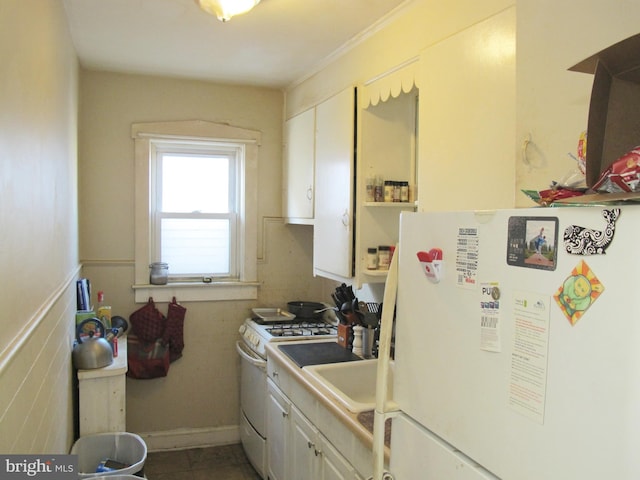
[563,208,620,255]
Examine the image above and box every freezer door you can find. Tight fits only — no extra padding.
[390,414,497,480]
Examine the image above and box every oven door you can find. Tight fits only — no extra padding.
[236,341,267,479]
[236,340,267,436]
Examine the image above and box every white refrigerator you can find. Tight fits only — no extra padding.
[381,205,640,479]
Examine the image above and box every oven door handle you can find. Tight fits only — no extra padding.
[236,340,267,370]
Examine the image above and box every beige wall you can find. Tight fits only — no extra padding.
[0,0,79,452]
[516,0,640,206]
[78,71,329,446]
[285,0,514,118]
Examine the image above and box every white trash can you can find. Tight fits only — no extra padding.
[70,432,147,478]
[93,477,143,480]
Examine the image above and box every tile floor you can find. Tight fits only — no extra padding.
[144,443,262,480]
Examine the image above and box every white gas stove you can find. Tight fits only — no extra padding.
[237,311,339,479]
[239,316,338,359]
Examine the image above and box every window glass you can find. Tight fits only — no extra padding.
[160,154,231,213]
[153,147,238,278]
[160,218,230,275]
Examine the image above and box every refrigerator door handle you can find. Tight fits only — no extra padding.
[372,245,399,480]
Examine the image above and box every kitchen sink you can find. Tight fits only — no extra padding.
[304,359,396,413]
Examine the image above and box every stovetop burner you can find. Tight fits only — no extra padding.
[251,316,321,325]
[264,320,338,338]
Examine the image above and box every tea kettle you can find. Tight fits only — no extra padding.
[72,318,114,370]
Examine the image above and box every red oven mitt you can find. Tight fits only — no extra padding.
[163,296,186,362]
[129,297,166,342]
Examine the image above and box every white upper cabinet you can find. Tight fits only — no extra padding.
[284,108,315,224]
[313,87,356,281]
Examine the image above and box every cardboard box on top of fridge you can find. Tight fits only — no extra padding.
[570,33,640,189]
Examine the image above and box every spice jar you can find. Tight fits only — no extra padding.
[393,181,401,202]
[400,181,409,202]
[149,262,169,285]
[367,248,378,270]
[365,177,375,202]
[378,246,391,270]
[384,181,394,202]
[374,176,384,202]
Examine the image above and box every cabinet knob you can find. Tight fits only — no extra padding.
[307,441,314,449]
[282,411,288,418]
[306,186,313,200]
[272,371,279,377]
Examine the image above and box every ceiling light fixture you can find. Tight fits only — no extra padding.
[196,0,261,22]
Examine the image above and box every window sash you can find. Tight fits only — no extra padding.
[150,142,241,280]
[154,212,238,278]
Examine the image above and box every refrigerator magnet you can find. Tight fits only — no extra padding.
[417,249,443,283]
[507,216,559,271]
[553,260,604,326]
[563,208,620,255]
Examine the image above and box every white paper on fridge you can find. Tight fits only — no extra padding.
[479,281,501,353]
[455,226,479,289]
[508,290,551,424]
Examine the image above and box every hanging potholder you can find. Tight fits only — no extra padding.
[163,296,186,362]
[129,297,166,342]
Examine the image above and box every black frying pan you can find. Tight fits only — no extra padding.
[287,301,326,319]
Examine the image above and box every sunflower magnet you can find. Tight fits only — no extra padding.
[554,260,604,326]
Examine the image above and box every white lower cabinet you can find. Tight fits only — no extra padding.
[267,373,362,480]
[267,379,290,480]
[319,430,355,480]
[290,406,319,479]
[291,406,354,480]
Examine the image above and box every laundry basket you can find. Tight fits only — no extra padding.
[70,432,147,478]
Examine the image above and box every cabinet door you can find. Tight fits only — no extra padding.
[267,380,290,480]
[284,108,315,223]
[313,87,356,280]
[290,406,320,480]
[319,433,355,480]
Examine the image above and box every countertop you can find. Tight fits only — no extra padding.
[77,335,128,380]
[265,340,391,459]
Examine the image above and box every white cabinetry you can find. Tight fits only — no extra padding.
[266,351,369,480]
[319,430,356,480]
[284,108,315,224]
[77,339,127,436]
[297,79,418,286]
[354,85,418,288]
[291,406,355,480]
[290,405,319,479]
[267,379,290,480]
[313,87,356,281]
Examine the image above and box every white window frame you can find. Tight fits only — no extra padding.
[131,120,260,303]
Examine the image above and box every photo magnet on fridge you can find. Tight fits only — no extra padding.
[507,216,559,271]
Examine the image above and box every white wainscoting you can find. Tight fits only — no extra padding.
[0,267,80,453]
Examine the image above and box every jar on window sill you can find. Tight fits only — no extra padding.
[149,262,169,285]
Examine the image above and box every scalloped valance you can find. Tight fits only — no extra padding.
[360,57,420,108]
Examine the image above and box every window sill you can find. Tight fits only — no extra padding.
[132,281,259,303]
